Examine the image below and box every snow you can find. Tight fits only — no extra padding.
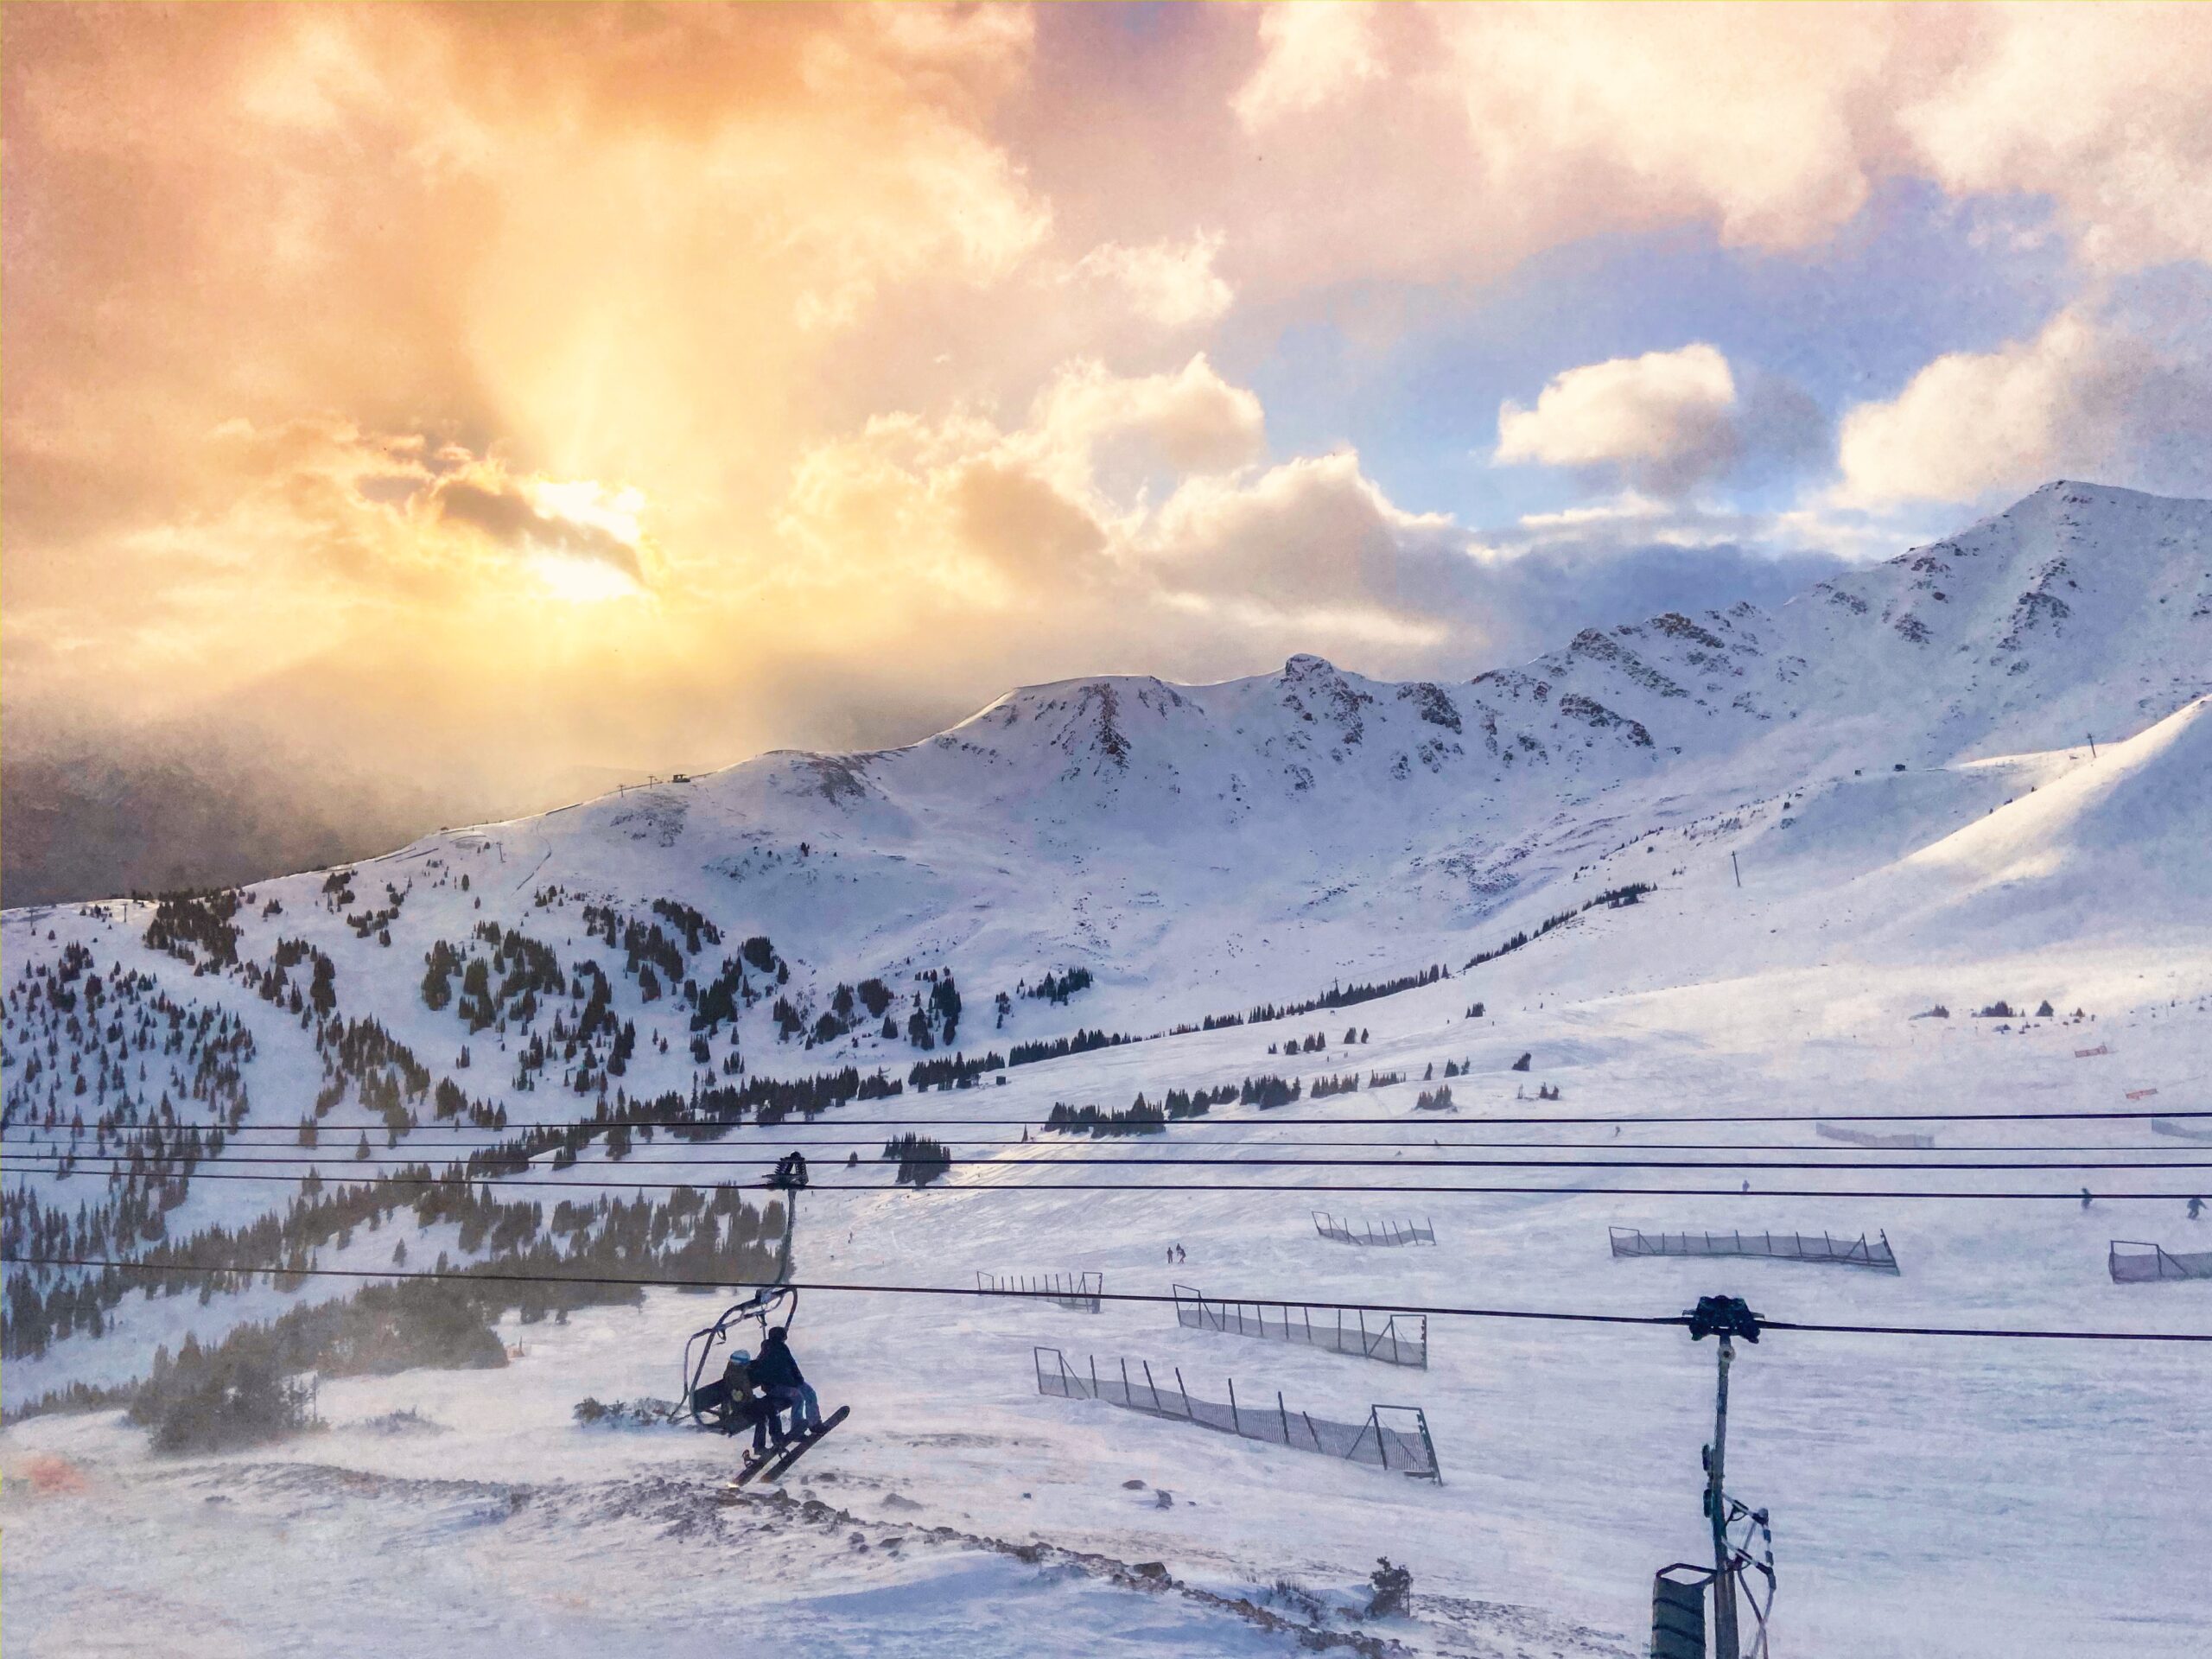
[6,483,2212,1655]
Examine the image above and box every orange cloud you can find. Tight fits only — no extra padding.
[3,3,2204,842]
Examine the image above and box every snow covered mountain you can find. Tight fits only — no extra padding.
[6,481,2211,1659]
[288,479,2208,1028]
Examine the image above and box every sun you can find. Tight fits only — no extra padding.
[530,550,645,604]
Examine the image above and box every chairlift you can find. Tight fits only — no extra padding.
[671,1148,812,1434]
[675,1282,798,1433]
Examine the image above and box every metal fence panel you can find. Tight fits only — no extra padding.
[1815,1122,1936,1149]
[2108,1241,2212,1282]
[978,1270,1103,1313]
[1172,1284,1428,1368]
[1033,1346,1440,1480]
[1312,1211,1437,1248]
[1609,1225,1901,1274]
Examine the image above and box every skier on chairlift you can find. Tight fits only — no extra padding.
[750,1324,821,1453]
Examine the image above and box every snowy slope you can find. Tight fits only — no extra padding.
[21,477,2183,1041]
[5,481,2212,1658]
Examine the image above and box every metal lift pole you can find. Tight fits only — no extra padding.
[1685,1294,1762,1659]
[1707,1332,1739,1659]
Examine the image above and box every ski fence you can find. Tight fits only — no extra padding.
[1033,1346,1441,1481]
[1815,1122,1936,1149]
[1610,1225,1901,1274]
[976,1270,1103,1313]
[2108,1241,2212,1283]
[1171,1283,1428,1368]
[1312,1211,1436,1248]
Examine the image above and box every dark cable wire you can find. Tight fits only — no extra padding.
[9,1254,2210,1343]
[4,1166,2204,1198]
[9,1104,2202,1134]
[11,1148,2210,1173]
[7,1132,2209,1154]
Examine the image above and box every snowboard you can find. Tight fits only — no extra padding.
[730,1405,850,1489]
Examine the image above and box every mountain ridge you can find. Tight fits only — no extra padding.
[6,482,2208,1030]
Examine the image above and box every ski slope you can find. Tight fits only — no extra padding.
[5,483,2212,1656]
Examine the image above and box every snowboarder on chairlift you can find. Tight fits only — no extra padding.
[691,1345,767,1434]
[751,1325,821,1453]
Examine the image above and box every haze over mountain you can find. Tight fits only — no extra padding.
[232,480,2200,1025]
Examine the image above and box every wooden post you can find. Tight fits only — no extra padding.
[1228,1376,1241,1433]
[1278,1391,1290,1444]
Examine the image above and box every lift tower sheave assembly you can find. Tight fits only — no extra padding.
[1659,1294,1770,1659]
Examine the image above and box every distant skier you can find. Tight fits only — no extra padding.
[2190,1196,2203,1221]
[1175,1243,1186,1264]
[2081,1187,2094,1210]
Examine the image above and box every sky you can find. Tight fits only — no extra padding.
[4,2,2210,887]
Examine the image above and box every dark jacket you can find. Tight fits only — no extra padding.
[753,1333,805,1391]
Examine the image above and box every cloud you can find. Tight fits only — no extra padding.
[950,461,1110,585]
[1898,6,2212,271]
[1139,450,1461,626]
[1069,230,1235,327]
[1026,353,1265,488]
[1495,344,1739,495]
[430,474,650,591]
[10,1,2203,874]
[1834,296,2212,507]
[777,354,1445,645]
[776,365,1867,677]
[1233,3,1385,128]
[1211,4,2210,296]
[1492,345,1832,498]
[776,354,1266,598]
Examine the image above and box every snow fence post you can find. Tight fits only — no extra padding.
[1175,1367,1193,1417]
[1278,1391,1290,1445]
[1228,1375,1241,1434]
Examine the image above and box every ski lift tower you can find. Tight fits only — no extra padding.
[1654,1294,1774,1659]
